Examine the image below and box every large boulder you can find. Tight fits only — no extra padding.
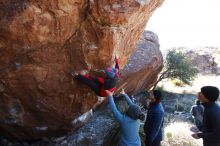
[0,0,164,139]
[118,31,163,94]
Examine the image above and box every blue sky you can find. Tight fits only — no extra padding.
[146,0,220,50]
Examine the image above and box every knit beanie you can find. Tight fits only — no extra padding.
[201,86,219,102]
[126,104,142,120]
[105,67,116,78]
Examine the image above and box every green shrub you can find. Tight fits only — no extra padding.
[153,49,198,89]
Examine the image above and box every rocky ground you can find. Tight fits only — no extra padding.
[0,98,127,146]
[161,92,196,125]
[0,105,116,146]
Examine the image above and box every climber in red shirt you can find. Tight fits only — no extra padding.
[71,56,120,97]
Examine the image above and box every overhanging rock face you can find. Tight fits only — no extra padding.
[0,0,164,139]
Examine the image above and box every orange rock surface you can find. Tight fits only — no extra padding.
[0,0,164,139]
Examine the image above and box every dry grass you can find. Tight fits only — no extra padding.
[161,122,203,146]
[158,74,220,94]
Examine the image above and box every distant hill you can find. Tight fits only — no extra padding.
[164,47,220,75]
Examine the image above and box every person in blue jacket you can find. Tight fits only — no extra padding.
[105,89,145,146]
[144,90,164,146]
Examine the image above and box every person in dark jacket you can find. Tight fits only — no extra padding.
[106,89,145,146]
[190,99,204,131]
[144,90,164,146]
[191,86,220,146]
[71,56,120,97]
